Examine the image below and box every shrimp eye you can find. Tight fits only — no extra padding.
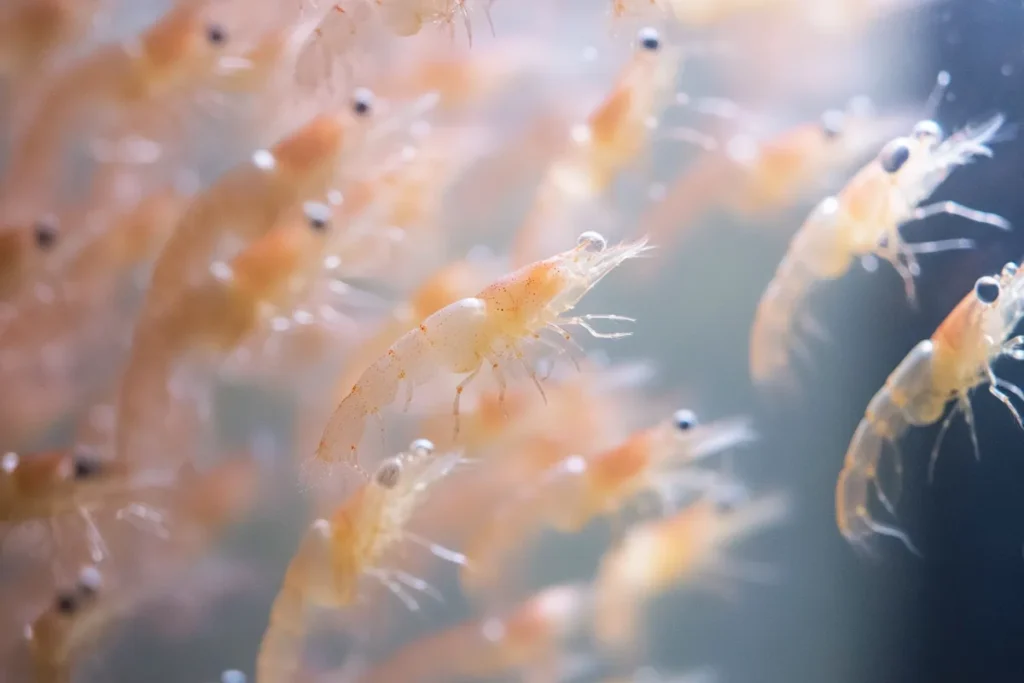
[71,450,103,480]
[303,201,331,232]
[672,409,698,431]
[54,592,78,615]
[637,27,661,52]
[409,438,435,456]
[577,231,607,252]
[911,119,943,143]
[1002,262,1019,278]
[205,23,228,46]
[878,141,910,174]
[974,275,1001,304]
[352,88,375,117]
[33,219,58,250]
[77,566,102,596]
[820,109,844,140]
[374,458,402,489]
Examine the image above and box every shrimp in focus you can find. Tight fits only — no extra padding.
[461,411,756,602]
[310,231,650,474]
[512,27,680,266]
[837,262,1024,554]
[257,443,460,683]
[353,583,591,683]
[593,487,789,655]
[749,114,1010,388]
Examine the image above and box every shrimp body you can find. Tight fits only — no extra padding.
[513,30,678,265]
[461,414,755,601]
[594,491,789,653]
[357,583,590,683]
[837,262,1024,552]
[750,114,1008,388]
[375,0,490,42]
[312,233,649,472]
[258,447,459,683]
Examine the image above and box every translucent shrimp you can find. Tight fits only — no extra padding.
[375,0,495,44]
[461,411,757,602]
[0,1,240,220]
[23,565,104,683]
[256,444,460,683]
[749,113,1010,389]
[0,0,102,81]
[116,92,379,466]
[837,261,1024,555]
[593,487,789,655]
[511,27,680,266]
[310,231,651,474]
[352,583,591,683]
[640,99,912,251]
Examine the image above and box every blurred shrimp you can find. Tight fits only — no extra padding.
[593,487,789,655]
[512,27,680,266]
[750,113,1011,389]
[375,0,495,44]
[116,92,383,467]
[837,262,1024,554]
[461,410,756,602]
[0,0,241,222]
[256,444,460,683]
[0,0,103,82]
[351,583,591,683]
[640,99,912,252]
[310,231,650,474]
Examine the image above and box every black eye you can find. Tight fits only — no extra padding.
[637,27,660,52]
[974,275,1000,304]
[71,451,102,480]
[303,202,331,232]
[673,409,698,431]
[206,23,227,45]
[352,88,374,117]
[33,219,58,250]
[55,592,77,615]
[879,141,910,174]
[820,110,844,140]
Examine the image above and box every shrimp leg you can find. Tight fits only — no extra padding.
[910,200,1011,231]
[453,366,482,437]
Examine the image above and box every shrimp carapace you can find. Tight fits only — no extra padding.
[837,261,1024,555]
[460,411,757,603]
[258,442,461,683]
[594,487,789,654]
[308,231,651,478]
[749,113,1010,389]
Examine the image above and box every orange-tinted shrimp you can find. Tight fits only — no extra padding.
[593,488,789,655]
[837,261,1024,554]
[116,93,379,466]
[0,1,240,222]
[310,231,650,474]
[610,0,792,26]
[640,100,911,251]
[0,0,102,81]
[375,0,495,44]
[352,583,591,683]
[257,443,460,683]
[749,114,1010,389]
[461,411,756,602]
[512,27,679,266]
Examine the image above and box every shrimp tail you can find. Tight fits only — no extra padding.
[256,565,309,683]
[749,257,818,390]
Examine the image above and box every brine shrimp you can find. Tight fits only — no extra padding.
[116,91,384,466]
[639,98,911,252]
[309,231,650,475]
[0,0,241,221]
[0,0,101,81]
[257,442,460,683]
[375,0,496,45]
[460,411,756,603]
[837,261,1024,555]
[352,582,591,683]
[593,487,789,655]
[23,565,104,683]
[511,27,680,266]
[749,113,1010,389]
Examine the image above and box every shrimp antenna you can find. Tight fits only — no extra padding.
[922,70,950,122]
